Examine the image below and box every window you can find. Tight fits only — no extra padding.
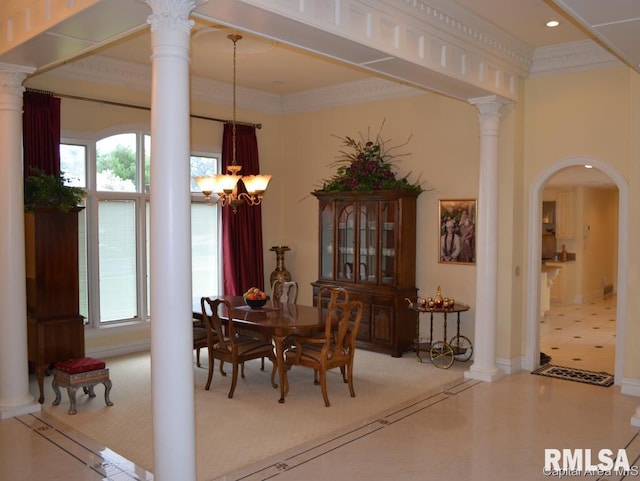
[61,132,221,326]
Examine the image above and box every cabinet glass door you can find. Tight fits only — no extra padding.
[380,201,396,285]
[337,203,355,280]
[359,202,377,283]
[320,203,334,279]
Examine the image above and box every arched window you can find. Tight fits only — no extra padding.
[61,132,221,326]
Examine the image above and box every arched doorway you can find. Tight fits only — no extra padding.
[525,157,628,384]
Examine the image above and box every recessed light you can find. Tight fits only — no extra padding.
[546,20,560,28]
[584,165,593,169]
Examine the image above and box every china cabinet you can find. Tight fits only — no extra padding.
[311,190,420,357]
[25,208,85,403]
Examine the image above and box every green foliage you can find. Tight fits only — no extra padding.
[97,144,137,182]
[316,123,425,194]
[24,168,85,213]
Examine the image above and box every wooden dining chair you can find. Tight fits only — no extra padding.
[200,297,277,398]
[316,285,349,309]
[193,316,208,367]
[284,298,363,407]
[271,279,299,305]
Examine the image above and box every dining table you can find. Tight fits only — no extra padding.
[193,295,325,403]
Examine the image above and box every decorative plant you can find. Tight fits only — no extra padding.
[24,167,85,213]
[316,121,425,194]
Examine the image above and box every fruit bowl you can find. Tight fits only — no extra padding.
[243,287,268,309]
[245,297,268,309]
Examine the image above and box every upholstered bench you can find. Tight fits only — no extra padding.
[52,357,113,415]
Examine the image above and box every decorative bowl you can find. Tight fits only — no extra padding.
[245,297,268,309]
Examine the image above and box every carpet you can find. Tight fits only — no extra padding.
[532,364,614,387]
[33,349,467,481]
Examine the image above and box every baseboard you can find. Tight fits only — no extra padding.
[620,377,640,397]
[86,340,150,360]
[497,356,523,374]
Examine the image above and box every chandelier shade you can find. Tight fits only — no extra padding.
[194,33,271,212]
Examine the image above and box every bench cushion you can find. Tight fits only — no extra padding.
[56,357,106,374]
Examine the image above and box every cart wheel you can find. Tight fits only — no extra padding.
[430,341,454,369]
[449,335,473,362]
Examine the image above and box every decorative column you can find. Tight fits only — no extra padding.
[0,66,41,419]
[146,1,196,481]
[465,95,508,382]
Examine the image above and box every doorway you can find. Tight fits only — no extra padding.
[525,157,627,384]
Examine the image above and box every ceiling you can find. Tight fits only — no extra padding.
[15,0,629,187]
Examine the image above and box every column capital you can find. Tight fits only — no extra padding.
[146,0,197,34]
[0,65,32,100]
[469,95,511,134]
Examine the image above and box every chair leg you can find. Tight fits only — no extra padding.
[228,364,239,399]
[319,369,330,407]
[347,362,356,398]
[196,348,201,368]
[340,365,347,383]
[220,361,227,377]
[241,362,246,379]
[205,357,214,390]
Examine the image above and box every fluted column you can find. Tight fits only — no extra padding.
[465,95,507,382]
[0,66,41,419]
[146,1,196,480]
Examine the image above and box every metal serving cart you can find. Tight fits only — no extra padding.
[409,301,472,369]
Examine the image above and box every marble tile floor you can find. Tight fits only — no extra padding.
[540,295,617,373]
[3,372,640,481]
[3,295,637,481]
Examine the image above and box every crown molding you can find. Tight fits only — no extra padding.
[529,40,622,78]
[281,77,422,114]
[43,54,422,114]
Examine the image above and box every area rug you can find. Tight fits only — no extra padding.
[34,349,468,481]
[532,364,614,387]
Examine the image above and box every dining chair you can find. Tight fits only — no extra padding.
[316,285,349,309]
[284,298,364,407]
[271,279,299,305]
[200,297,277,398]
[193,316,208,367]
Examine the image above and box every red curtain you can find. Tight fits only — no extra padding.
[22,90,61,177]
[221,123,265,295]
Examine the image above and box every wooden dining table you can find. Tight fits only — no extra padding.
[193,295,324,403]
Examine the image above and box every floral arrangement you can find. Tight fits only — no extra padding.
[316,123,424,194]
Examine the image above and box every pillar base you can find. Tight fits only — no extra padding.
[0,399,41,419]
[464,364,504,382]
[631,407,640,427]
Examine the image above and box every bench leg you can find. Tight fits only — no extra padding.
[66,387,79,415]
[103,379,114,407]
[52,380,62,406]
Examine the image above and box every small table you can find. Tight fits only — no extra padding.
[410,303,472,369]
[194,296,324,403]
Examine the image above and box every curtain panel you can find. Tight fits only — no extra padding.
[22,90,61,177]
[221,123,265,295]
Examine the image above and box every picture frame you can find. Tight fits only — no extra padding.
[439,199,477,265]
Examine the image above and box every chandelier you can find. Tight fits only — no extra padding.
[195,33,271,213]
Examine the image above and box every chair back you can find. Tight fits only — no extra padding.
[200,297,233,351]
[316,285,349,308]
[271,279,298,304]
[322,299,363,363]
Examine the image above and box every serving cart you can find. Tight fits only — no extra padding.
[409,301,472,369]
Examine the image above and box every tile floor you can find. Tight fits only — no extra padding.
[539,295,617,373]
[4,296,638,481]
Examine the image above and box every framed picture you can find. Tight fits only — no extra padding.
[439,199,476,265]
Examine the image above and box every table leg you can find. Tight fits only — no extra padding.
[273,335,288,403]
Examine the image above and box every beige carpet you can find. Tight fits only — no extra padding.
[33,349,467,481]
